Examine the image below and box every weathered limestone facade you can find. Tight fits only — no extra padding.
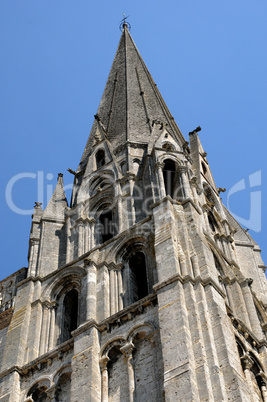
[1,24,267,401]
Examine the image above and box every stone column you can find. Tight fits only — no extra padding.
[117,195,123,233]
[179,166,191,199]
[120,343,135,402]
[28,239,39,277]
[155,162,166,199]
[257,372,267,402]
[78,221,84,256]
[84,220,90,253]
[110,269,116,316]
[241,355,254,393]
[189,177,199,204]
[48,302,56,351]
[100,355,110,402]
[117,268,124,311]
[90,219,96,249]
[241,279,263,339]
[85,259,97,321]
[191,255,200,277]
[179,258,188,277]
[66,215,71,263]
[128,174,136,226]
[114,271,118,313]
[39,304,49,356]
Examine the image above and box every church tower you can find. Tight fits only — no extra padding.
[1,23,267,401]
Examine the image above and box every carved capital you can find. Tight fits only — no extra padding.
[241,354,253,370]
[120,342,134,358]
[178,166,188,174]
[155,162,164,170]
[240,278,253,288]
[84,258,91,268]
[99,355,110,371]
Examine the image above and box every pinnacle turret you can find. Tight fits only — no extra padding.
[43,173,68,221]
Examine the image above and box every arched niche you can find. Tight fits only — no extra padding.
[27,379,51,402]
[55,372,72,402]
[89,176,113,197]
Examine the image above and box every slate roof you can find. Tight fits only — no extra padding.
[78,24,185,173]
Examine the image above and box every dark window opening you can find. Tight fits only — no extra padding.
[202,162,207,175]
[208,212,218,232]
[129,251,148,302]
[30,386,48,402]
[121,161,127,175]
[163,159,176,197]
[96,150,105,169]
[99,210,114,243]
[251,359,264,401]
[63,289,78,342]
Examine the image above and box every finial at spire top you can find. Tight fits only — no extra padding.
[119,13,131,31]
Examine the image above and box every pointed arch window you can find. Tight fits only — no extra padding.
[128,251,148,303]
[62,289,79,342]
[96,149,105,169]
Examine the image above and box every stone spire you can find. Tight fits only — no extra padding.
[77,24,185,173]
[43,173,68,221]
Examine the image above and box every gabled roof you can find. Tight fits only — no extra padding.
[78,24,185,172]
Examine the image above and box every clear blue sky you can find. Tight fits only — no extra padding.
[1,1,266,281]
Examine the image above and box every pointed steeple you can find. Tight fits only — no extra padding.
[43,173,68,221]
[78,24,185,172]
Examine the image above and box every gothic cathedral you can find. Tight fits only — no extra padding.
[1,23,267,402]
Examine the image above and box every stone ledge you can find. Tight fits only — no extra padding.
[153,273,226,299]
[0,338,73,380]
[72,293,157,338]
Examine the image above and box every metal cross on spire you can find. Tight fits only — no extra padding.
[119,13,131,31]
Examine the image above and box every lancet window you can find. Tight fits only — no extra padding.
[122,250,149,306]
[208,211,219,233]
[163,159,176,197]
[162,159,185,200]
[62,289,79,342]
[128,251,148,302]
[95,149,105,169]
[202,161,207,176]
[98,208,115,244]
